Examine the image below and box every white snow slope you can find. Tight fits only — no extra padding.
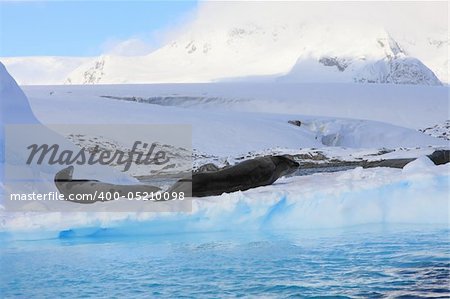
[22,82,450,130]
[0,56,89,85]
[21,83,447,156]
[0,62,136,212]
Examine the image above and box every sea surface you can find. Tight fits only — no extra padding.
[1,224,448,298]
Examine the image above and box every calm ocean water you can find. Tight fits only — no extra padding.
[1,224,449,298]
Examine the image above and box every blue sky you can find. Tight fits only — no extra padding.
[0,1,198,57]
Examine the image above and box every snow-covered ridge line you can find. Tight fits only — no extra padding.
[0,56,90,85]
[2,3,448,85]
[61,29,446,85]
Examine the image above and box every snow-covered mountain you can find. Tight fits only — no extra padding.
[0,56,89,85]
[280,44,442,85]
[2,2,448,85]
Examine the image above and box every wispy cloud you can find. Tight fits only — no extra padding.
[101,37,154,56]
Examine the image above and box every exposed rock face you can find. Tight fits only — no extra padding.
[282,34,442,86]
[427,150,450,165]
[318,57,350,72]
[355,56,442,85]
[419,121,450,141]
[288,120,302,127]
[69,57,106,84]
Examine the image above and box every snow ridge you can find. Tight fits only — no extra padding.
[2,2,447,85]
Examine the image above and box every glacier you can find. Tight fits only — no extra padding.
[0,62,448,240]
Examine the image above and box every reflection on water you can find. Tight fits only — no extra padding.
[1,225,448,298]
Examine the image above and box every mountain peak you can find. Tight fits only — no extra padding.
[2,2,447,85]
[62,23,443,85]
